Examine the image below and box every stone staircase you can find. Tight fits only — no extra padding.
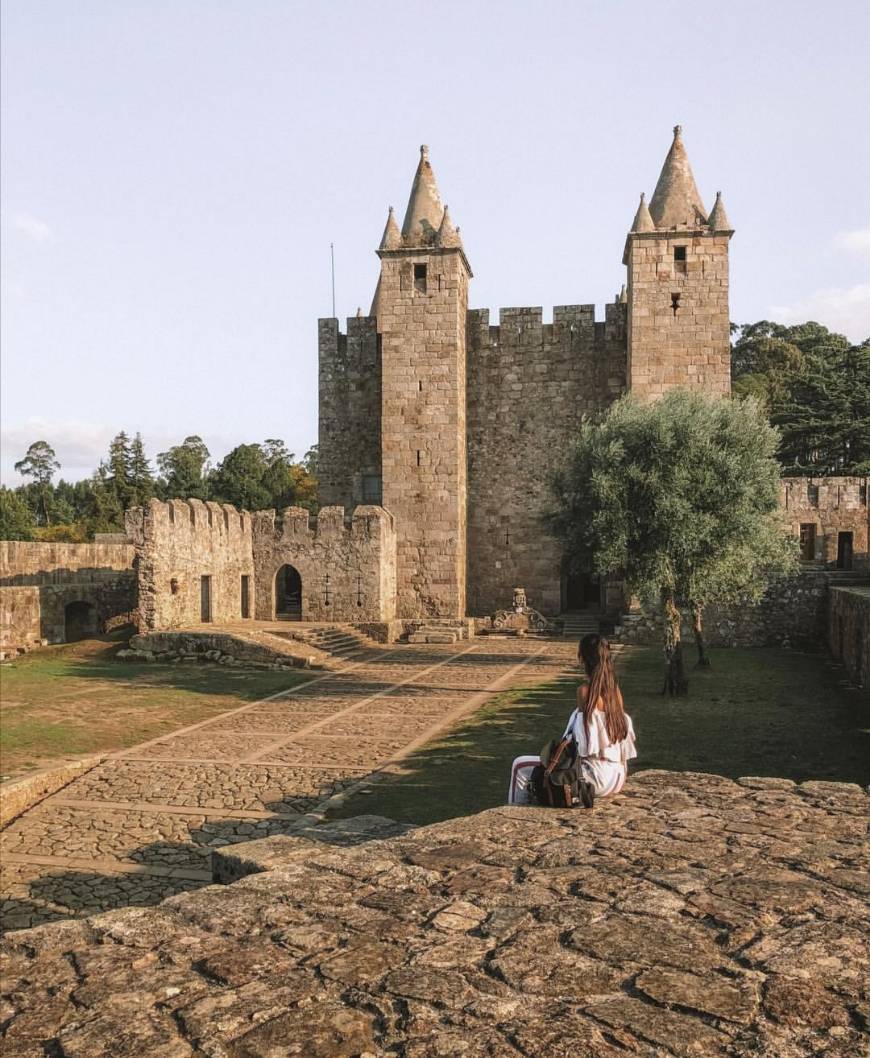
[558,611,602,638]
[269,623,377,659]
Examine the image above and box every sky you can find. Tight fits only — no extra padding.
[2,0,869,485]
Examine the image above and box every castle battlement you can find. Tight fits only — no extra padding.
[126,498,252,544]
[467,301,627,349]
[252,505,395,545]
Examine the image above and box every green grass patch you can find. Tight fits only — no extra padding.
[330,646,869,827]
[0,637,309,780]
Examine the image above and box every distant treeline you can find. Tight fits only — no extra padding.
[0,434,318,542]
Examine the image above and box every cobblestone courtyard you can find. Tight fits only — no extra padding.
[1,637,574,931]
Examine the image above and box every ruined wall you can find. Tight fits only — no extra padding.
[829,586,869,687]
[125,499,254,632]
[625,230,731,400]
[0,540,136,650]
[615,570,835,651]
[782,476,868,569]
[251,505,396,623]
[318,316,382,511]
[466,302,627,616]
[378,247,470,619]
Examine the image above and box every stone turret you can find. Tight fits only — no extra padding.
[373,145,472,619]
[623,125,733,401]
[648,125,708,229]
[401,144,445,246]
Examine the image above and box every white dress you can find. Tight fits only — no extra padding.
[563,707,637,797]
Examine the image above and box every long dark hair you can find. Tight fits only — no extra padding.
[578,634,628,742]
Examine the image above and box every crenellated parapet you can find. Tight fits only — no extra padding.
[780,476,868,569]
[126,498,252,547]
[251,504,396,624]
[467,301,627,353]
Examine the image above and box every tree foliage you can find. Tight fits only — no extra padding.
[2,434,320,541]
[548,391,797,693]
[732,321,870,474]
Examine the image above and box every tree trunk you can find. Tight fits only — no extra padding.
[691,601,711,668]
[661,591,689,696]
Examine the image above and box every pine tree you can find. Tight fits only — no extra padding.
[14,441,60,525]
[129,433,155,506]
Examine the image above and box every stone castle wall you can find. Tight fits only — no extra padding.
[782,476,868,569]
[829,586,869,686]
[625,231,731,401]
[0,540,136,652]
[318,316,382,512]
[125,499,254,632]
[251,505,396,623]
[466,302,627,616]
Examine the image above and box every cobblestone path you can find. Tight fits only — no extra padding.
[1,637,575,931]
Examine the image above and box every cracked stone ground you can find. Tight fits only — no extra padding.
[1,637,573,931]
[2,772,867,1058]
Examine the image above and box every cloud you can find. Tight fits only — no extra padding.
[834,227,870,257]
[11,211,54,243]
[768,283,870,344]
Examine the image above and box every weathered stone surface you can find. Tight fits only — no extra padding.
[2,771,866,1056]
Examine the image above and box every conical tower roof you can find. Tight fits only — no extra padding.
[401,145,444,245]
[435,204,462,248]
[378,206,401,250]
[708,190,732,231]
[631,192,655,233]
[648,126,708,229]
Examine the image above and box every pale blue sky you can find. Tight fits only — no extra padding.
[2,0,868,484]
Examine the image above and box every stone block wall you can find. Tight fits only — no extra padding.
[625,230,731,400]
[615,570,835,651]
[829,586,869,686]
[251,505,396,623]
[125,499,254,632]
[377,246,470,619]
[318,315,382,512]
[0,540,136,650]
[466,302,627,616]
[782,476,868,569]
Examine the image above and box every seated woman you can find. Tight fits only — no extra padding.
[564,633,637,805]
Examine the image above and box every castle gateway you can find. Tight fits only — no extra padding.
[318,127,734,620]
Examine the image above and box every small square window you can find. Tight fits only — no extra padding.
[674,246,687,261]
[414,263,427,293]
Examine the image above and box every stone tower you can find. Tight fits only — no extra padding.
[372,146,472,619]
[623,126,734,400]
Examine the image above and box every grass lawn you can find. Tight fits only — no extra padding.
[330,645,870,827]
[0,636,309,781]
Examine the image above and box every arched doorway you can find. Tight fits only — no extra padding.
[64,601,99,641]
[275,565,302,620]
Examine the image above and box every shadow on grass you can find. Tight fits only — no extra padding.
[330,646,870,827]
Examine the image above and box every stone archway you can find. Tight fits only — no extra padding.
[275,565,302,620]
[64,600,100,642]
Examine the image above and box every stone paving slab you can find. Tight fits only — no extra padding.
[3,772,866,1057]
[0,637,571,931]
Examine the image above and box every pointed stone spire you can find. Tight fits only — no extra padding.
[648,125,708,229]
[401,144,444,246]
[707,190,732,231]
[618,284,628,304]
[435,205,462,248]
[631,192,655,233]
[378,206,401,251]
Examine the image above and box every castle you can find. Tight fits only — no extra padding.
[319,126,734,620]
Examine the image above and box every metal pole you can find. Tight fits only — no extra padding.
[330,242,336,318]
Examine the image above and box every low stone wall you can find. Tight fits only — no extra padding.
[124,630,327,669]
[0,756,105,828]
[3,772,867,1057]
[829,586,869,686]
[615,569,833,650]
[0,540,137,651]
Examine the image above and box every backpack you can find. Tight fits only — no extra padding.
[529,735,586,808]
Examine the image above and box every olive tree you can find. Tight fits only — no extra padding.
[547,390,797,695]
